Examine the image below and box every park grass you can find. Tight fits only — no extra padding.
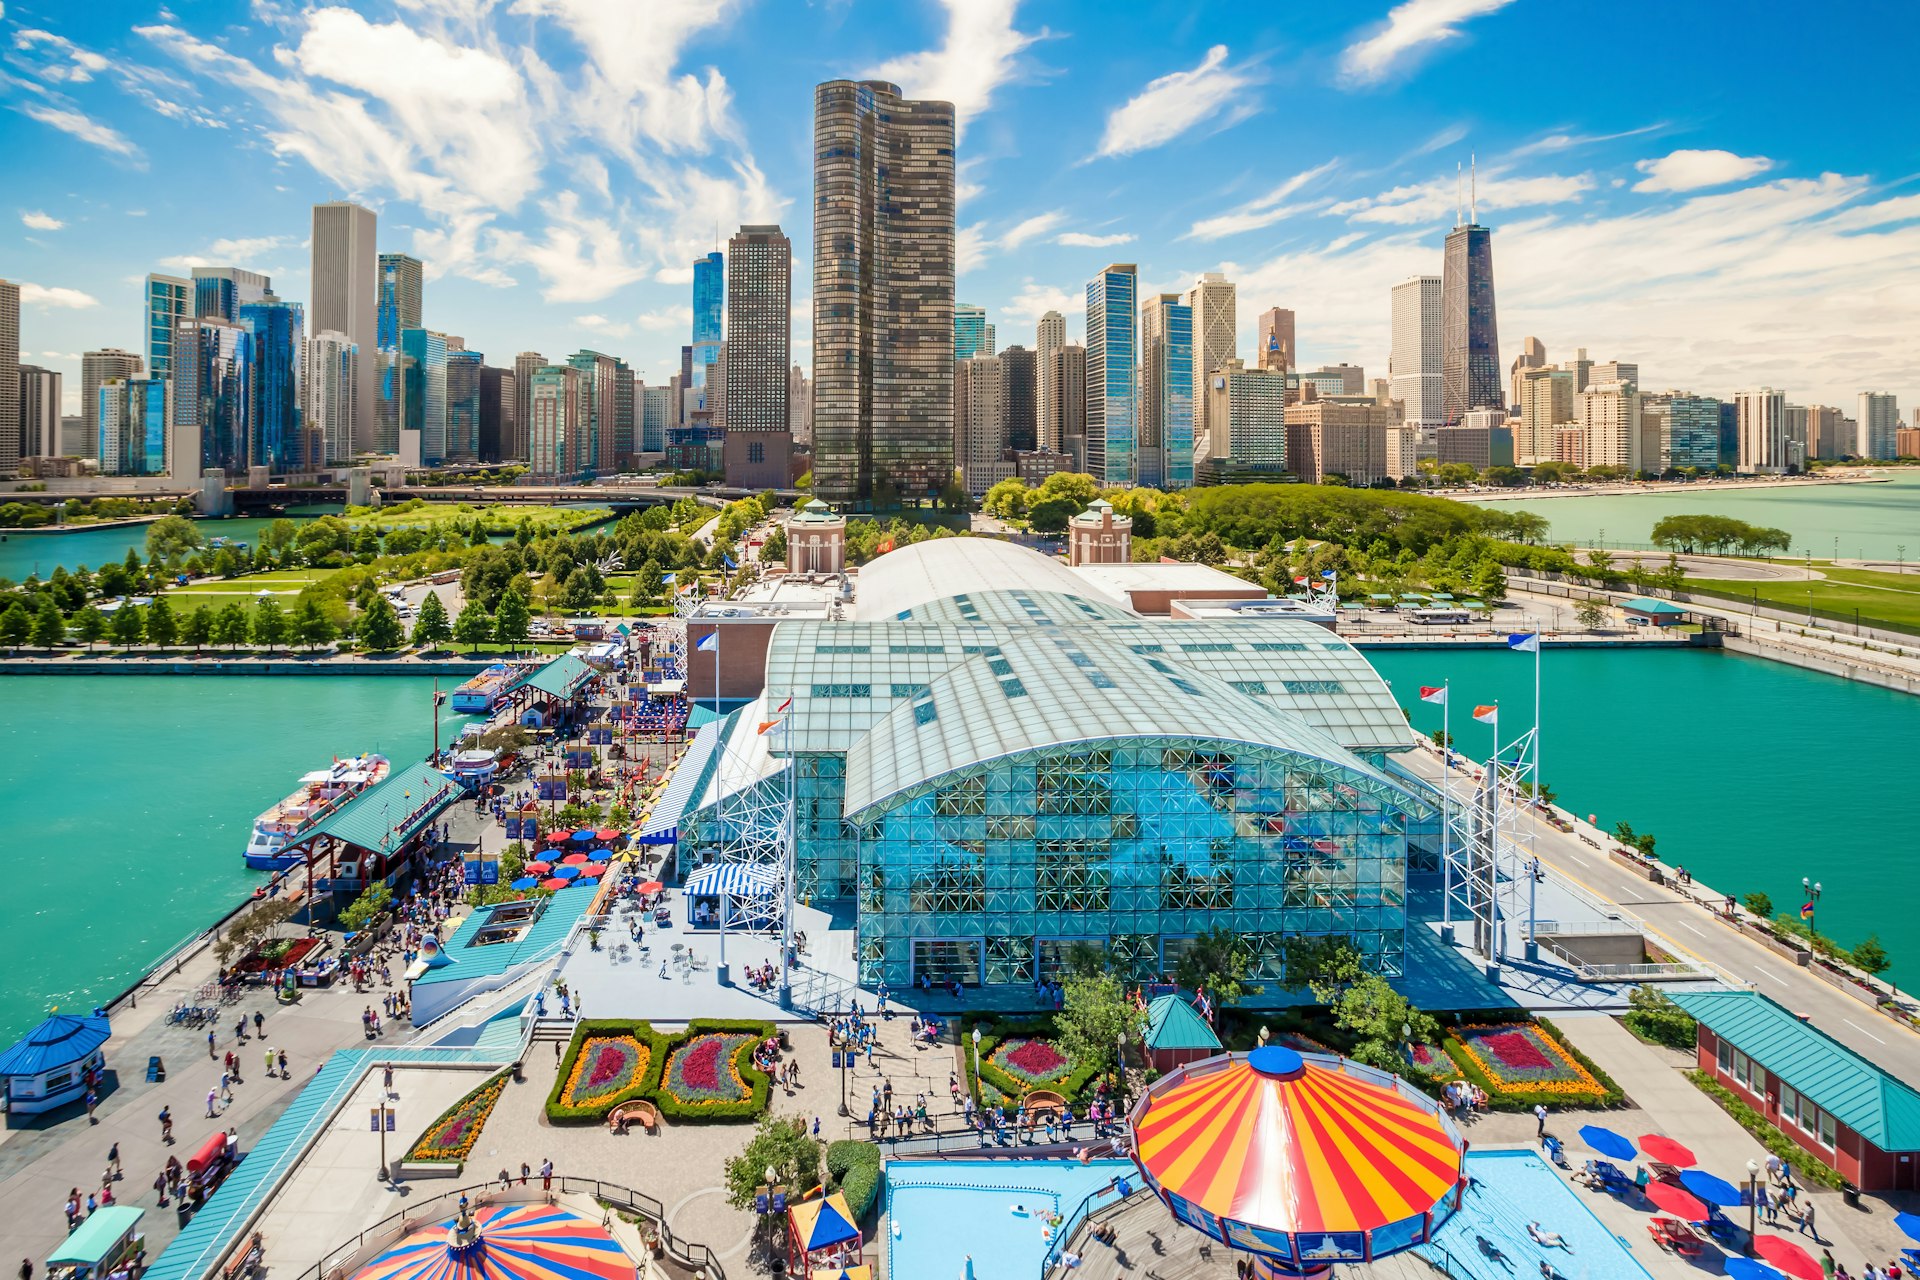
[1689,562,1920,632]
[173,569,340,591]
[340,503,612,533]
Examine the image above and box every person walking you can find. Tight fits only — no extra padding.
[540,1159,553,1191]
[277,1049,288,1077]
[253,1011,264,1039]
[1800,1199,1818,1240]
[219,1071,233,1105]
[84,1091,98,1124]
[21,1258,34,1280]
[206,1088,219,1119]
[265,1047,277,1079]
[519,1162,530,1187]
[1533,1103,1548,1138]
[107,1144,121,1178]
[153,1170,168,1208]
[207,1029,216,1060]
[158,1106,173,1143]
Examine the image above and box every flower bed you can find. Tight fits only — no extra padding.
[234,936,322,976]
[407,1070,509,1164]
[988,1036,1077,1090]
[1446,1021,1618,1106]
[1409,1041,1462,1082]
[544,1020,664,1122]
[963,1016,1105,1107]
[654,1019,774,1122]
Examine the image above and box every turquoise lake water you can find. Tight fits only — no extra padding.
[1369,646,1920,980]
[0,676,446,1039]
[0,517,293,582]
[1471,470,1920,558]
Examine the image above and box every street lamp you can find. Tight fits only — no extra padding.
[1745,1158,1760,1247]
[972,1026,982,1095]
[1802,877,1823,941]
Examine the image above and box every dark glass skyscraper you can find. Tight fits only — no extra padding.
[376,254,423,454]
[1441,221,1500,423]
[691,251,722,404]
[239,295,305,473]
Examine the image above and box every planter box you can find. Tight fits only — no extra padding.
[1609,850,1655,878]
[398,1160,463,1179]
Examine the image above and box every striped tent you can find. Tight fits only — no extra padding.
[1128,1047,1465,1278]
[351,1204,631,1280]
[681,862,781,897]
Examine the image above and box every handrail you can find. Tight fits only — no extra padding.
[1039,1176,1147,1274]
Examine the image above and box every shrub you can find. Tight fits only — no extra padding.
[960,1015,1105,1108]
[1442,1019,1625,1110]
[1623,987,1698,1050]
[826,1140,882,1219]
[1686,1071,1844,1188]
[653,1019,775,1122]
[544,1020,665,1123]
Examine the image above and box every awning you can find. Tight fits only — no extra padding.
[638,718,725,842]
[682,862,780,897]
[47,1207,143,1267]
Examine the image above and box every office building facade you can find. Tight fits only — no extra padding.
[170,317,250,477]
[722,224,793,490]
[311,201,377,456]
[240,295,308,474]
[0,281,14,477]
[1202,359,1289,475]
[1508,336,1545,416]
[954,354,1008,496]
[1516,366,1573,465]
[18,365,61,460]
[305,330,359,464]
[1737,388,1788,474]
[528,364,586,481]
[1085,263,1138,487]
[998,345,1037,455]
[82,349,143,463]
[191,267,270,323]
[1578,381,1641,474]
[812,79,956,507]
[691,250,723,408]
[1187,274,1235,455]
[375,254,424,455]
[513,351,544,462]
[98,377,169,476]
[565,350,628,475]
[1859,392,1899,461]
[642,383,673,454]
[478,366,515,463]
[1035,309,1066,458]
[1285,399,1396,485]
[398,327,449,467]
[1256,307,1294,372]
[954,303,995,360]
[1390,276,1444,429]
[1139,293,1194,489]
[1662,395,1723,472]
[1043,343,1087,465]
[445,347,484,463]
[1440,220,1500,422]
[145,274,192,383]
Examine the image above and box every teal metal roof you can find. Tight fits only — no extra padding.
[1143,995,1222,1052]
[1669,989,1920,1150]
[524,653,597,700]
[143,1046,513,1280]
[412,882,598,988]
[306,762,462,857]
[1620,597,1688,614]
[48,1206,144,1266]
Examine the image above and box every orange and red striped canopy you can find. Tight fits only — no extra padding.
[1132,1048,1462,1237]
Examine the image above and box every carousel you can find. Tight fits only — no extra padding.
[352,1201,633,1280]
[1127,1046,1467,1277]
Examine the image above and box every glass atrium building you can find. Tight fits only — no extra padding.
[655,539,1430,993]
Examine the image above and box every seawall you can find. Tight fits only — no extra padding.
[1719,634,1920,697]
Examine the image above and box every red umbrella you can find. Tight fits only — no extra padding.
[540,877,571,891]
[638,880,664,894]
[594,828,620,840]
[545,832,570,844]
[1644,1180,1708,1221]
[525,861,552,874]
[1754,1236,1823,1280]
[561,852,590,865]
[1639,1135,1697,1166]
[578,863,608,878]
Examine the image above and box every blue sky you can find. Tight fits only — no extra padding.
[4,0,1918,417]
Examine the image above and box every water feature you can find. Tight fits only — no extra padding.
[0,517,298,582]
[1420,1150,1656,1280]
[884,1157,1131,1280]
[0,675,447,1040]
[1370,645,1920,980]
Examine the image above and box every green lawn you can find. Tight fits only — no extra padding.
[1691,563,1920,632]
[173,569,339,591]
[343,503,612,532]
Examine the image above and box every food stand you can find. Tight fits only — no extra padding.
[46,1206,144,1280]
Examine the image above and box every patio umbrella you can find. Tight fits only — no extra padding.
[540,877,571,891]
[1577,1125,1636,1161]
[1678,1169,1744,1207]
[545,832,571,844]
[1897,1212,1920,1243]
[509,876,539,891]
[525,861,552,874]
[552,865,582,880]
[639,880,664,894]
[578,864,608,878]
[1644,1180,1708,1222]
[594,828,620,841]
[1753,1236,1823,1280]
[560,852,590,864]
[570,829,596,841]
[1723,1259,1783,1280]
[1639,1135,1697,1166]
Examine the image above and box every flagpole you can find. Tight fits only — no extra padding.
[1440,680,1453,941]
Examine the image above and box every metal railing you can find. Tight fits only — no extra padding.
[273,1177,725,1280]
[1538,939,1712,984]
[1040,1177,1148,1275]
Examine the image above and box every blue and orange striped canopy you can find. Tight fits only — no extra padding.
[1130,1048,1463,1251]
[354,1204,631,1280]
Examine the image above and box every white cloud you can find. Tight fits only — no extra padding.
[159,234,294,271]
[654,265,695,285]
[11,28,110,82]
[1186,161,1340,240]
[955,157,987,206]
[1507,122,1664,158]
[575,313,632,338]
[1328,168,1593,225]
[636,306,691,332]
[1057,231,1134,248]
[21,211,63,230]
[999,210,1068,250]
[1633,149,1774,194]
[1339,0,1518,85]
[957,223,991,277]
[19,282,100,308]
[18,103,142,162]
[998,281,1083,329]
[1094,45,1258,160]
[865,0,1042,140]
[462,265,517,288]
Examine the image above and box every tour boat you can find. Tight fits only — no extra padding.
[242,753,390,870]
[449,662,535,714]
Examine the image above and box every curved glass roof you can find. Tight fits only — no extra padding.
[855,537,1123,620]
[841,631,1424,818]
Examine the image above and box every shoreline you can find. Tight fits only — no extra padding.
[2,514,166,535]
[1460,473,1894,503]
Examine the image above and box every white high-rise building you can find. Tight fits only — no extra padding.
[1389,276,1444,430]
[1035,309,1066,458]
[1186,272,1236,454]
[954,354,1007,495]
[1578,381,1642,474]
[1858,392,1899,461]
[310,202,377,455]
[1736,388,1788,474]
[305,330,359,464]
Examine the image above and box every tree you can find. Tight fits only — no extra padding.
[1056,971,1141,1088]
[1850,936,1891,976]
[1624,986,1699,1050]
[337,883,393,933]
[0,603,29,653]
[292,598,337,649]
[1172,926,1262,1008]
[452,601,494,651]
[1292,938,1366,996]
[145,596,179,650]
[109,603,146,648]
[181,606,212,653]
[723,1114,821,1211]
[983,476,1030,520]
[146,514,204,563]
[253,598,289,652]
[1322,972,1441,1072]
[1742,891,1774,919]
[759,527,787,564]
[73,605,108,649]
[1574,597,1609,630]
[494,585,531,650]
[31,597,66,652]
[357,595,405,652]
[1612,821,1656,858]
[412,591,452,648]
[630,559,664,607]
[1027,495,1078,533]
[213,601,253,649]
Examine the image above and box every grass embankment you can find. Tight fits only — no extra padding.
[1689,563,1920,633]
[339,502,612,533]
[166,569,342,615]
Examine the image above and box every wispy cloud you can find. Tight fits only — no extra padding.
[18,282,100,308]
[1633,149,1773,194]
[17,103,142,163]
[20,211,63,231]
[159,234,295,271]
[1094,45,1258,160]
[1507,122,1665,158]
[999,210,1068,250]
[1185,161,1339,240]
[1057,231,1134,248]
[999,280,1083,328]
[575,313,633,338]
[866,0,1043,141]
[1340,0,1518,85]
[1328,168,1593,225]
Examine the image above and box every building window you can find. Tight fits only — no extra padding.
[1818,1111,1836,1149]
[1284,680,1346,695]
[1229,680,1269,695]
[1716,1039,1733,1074]
[890,682,927,698]
[748,441,765,463]
[810,683,872,698]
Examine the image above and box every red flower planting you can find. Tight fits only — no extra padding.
[680,1038,724,1091]
[588,1044,629,1087]
[1480,1030,1553,1071]
[662,1033,753,1106]
[989,1036,1077,1087]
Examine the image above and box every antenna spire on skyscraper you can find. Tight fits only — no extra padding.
[1456,162,1463,227]
[1470,153,1477,223]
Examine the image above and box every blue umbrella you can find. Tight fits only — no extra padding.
[1724,1258,1783,1280]
[1577,1125,1636,1161]
[1679,1169,1744,1207]
[1896,1212,1920,1244]
[509,876,540,891]
[570,829,595,841]
[552,864,582,880]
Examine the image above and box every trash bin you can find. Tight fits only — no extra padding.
[511,1059,524,1083]
[1841,1180,1860,1208]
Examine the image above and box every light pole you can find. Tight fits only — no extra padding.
[971,1025,982,1093]
[1745,1158,1760,1247]
[1802,877,1822,943]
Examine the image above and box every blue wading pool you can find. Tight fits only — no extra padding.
[884,1157,1134,1279]
[1421,1149,1658,1280]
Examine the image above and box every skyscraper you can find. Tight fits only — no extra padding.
[566,350,625,475]
[1035,309,1066,458]
[813,79,956,507]
[1441,184,1500,422]
[311,201,377,457]
[954,302,995,360]
[513,351,544,462]
[1516,365,1573,465]
[0,280,18,478]
[98,377,168,476]
[1255,307,1294,373]
[399,328,449,467]
[1140,293,1193,489]
[1508,336,1545,414]
[240,294,307,473]
[1577,381,1641,474]
[305,330,358,464]
[446,347,484,463]
[479,366,515,463]
[375,254,423,455]
[998,345,1036,454]
[954,354,1005,495]
[1736,388,1787,474]
[1085,263,1138,486]
[170,317,250,477]
[82,349,143,463]
[1202,359,1290,474]
[691,250,723,407]
[1390,276,1445,430]
[528,364,585,481]
[1186,273,1235,453]
[18,365,61,459]
[787,366,811,447]
[722,224,793,489]
[145,274,192,382]
[1664,395,1723,472]
[1044,344,1087,464]
[642,383,673,453]
[191,267,270,322]
[1858,392,1899,460]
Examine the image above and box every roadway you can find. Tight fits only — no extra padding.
[1398,742,1920,1081]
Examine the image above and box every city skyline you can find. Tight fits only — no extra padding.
[2,0,1917,418]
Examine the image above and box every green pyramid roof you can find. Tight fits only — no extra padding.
[1143,994,1222,1052]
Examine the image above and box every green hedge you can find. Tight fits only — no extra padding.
[825,1140,882,1219]
[1685,1071,1845,1189]
[958,1015,1104,1109]
[544,1020,666,1123]
[653,1019,776,1123]
[1440,1019,1626,1111]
